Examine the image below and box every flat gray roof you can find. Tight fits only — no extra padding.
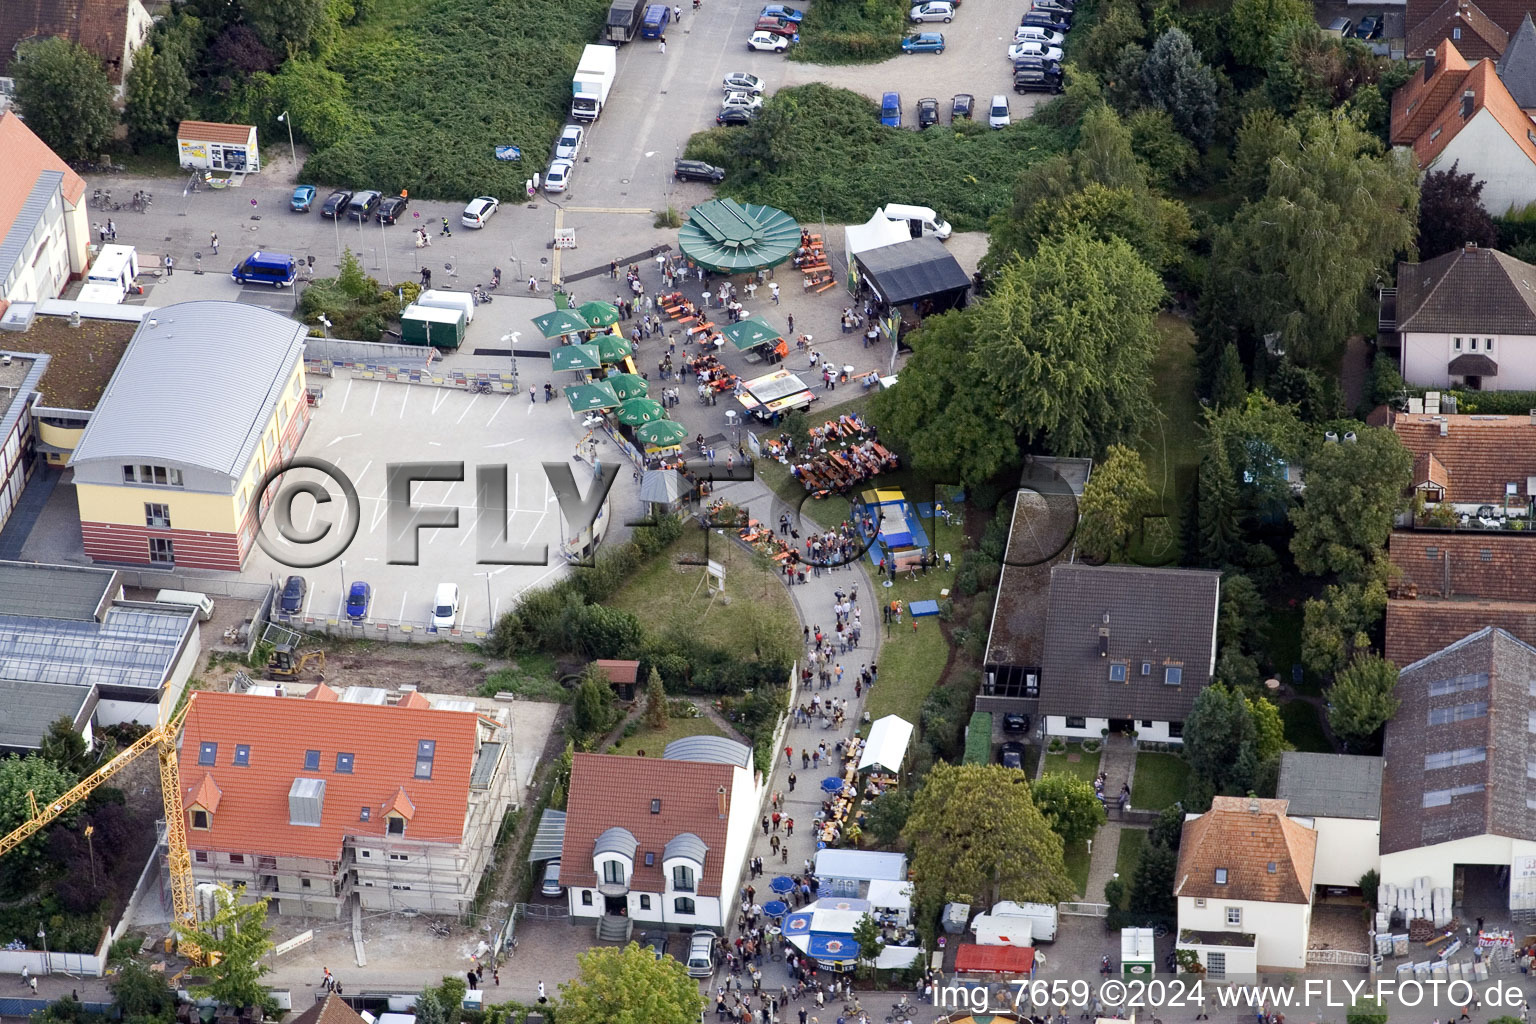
[70,301,307,479]
[1276,752,1383,820]
[0,604,195,689]
[0,678,93,751]
[0,560,116,620]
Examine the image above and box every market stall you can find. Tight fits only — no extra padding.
[737,368,816,421]
[858,714,914,775]
[867,879,914,928]
[954,943,1036,976]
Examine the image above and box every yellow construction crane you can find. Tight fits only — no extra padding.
[0,697,200,958]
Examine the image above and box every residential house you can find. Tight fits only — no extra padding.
[287,995,370,1024]
[1037,564,1221,744]
[1378,628,1536,922]
[1386,531,1536,663]
[68,301,310,570]
[1386,243,1536,389]
[0,112,88,312]
[179,686,515,918]
[557,736,759,935]
[1174,796,1318,975]
[1392,410,1536,512]
[0,0,154,88]
[1275,752,1383,887]
[1387,47,1536,216]
[1407,0,1508,59]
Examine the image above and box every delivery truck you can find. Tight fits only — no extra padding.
[606,0,646,42]
[987,901,1059,943]
[78,244,140,303]
[572,44,617,122]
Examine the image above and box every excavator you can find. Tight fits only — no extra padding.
[265,645,326,681]
[0,698,202,959]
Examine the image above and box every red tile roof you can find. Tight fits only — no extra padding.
[1386,597,1536,664]
[595,659,641,685]
[1409,0,1534,49]
[0,0,140,83]
[1174,797,1317,905]
[0,113,86,238]
[177,121,256,146]
[559,752,739,892]
[1406,4,1508,59]
[1393,40,1474,144]
[1389,532,1536,601]
[1392,412,1536,505]
[306,683,340,702]
[399,690,431,709]
[179,690,479,861]
[289,994,368,1024]
[1409,59,1536,172]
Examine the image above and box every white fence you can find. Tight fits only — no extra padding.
[1306,949,1372,967]
[1058,902,1111,917]
[0,927,112,978]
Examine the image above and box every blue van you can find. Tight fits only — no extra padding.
[641,4,670,37]
[231,251,298,287]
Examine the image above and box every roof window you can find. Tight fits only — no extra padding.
[1165,665,1183,685]
[233,744,250,767]
[198,742,217,766]
[415,740,435,780]
[336,752,355,774]
[1215,868,1228,884]
[1109,663,1127,683]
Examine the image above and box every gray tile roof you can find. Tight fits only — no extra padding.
[1395,245,1536,335]
[0,678,94,751]
[0,560,115,620]
[69,301,307,479]
[1276,752,1383,820]
[1038,564,1221,723]
[1,173,61,292]
[1380,627,1536,854]
[1499,13,1536,106]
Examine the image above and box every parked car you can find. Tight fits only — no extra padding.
[1009,40,1063,62]
[675,158,726,182]
[901,31,945,52]
[290,185,317,213]
[345,581,372,621]
[544,159,574,193]
[687,931,718,977]
[1030,0,1075,19]
[989,93,1011,128]
[346,189,382,221]
[1012,54,1061,72]
[376,194,409,224]
[881,91,902,127]
[760,4,804,20]
[1325,15,1353,36]
[717,106,756,125]
[917,96,940,128]
[754,16,800,38]
[431,582,459,629]
[319,189,352,219]
[910,1,954,21]
[722,90,765,111]
[637,933,666,960]
[540,860,563,897]
[747,29,791,50]
[555,124,585,160]
[1355,14,1381,38]
[279,575,307,614]
[461,196,499,228]
[1003,712,1030,733]
[951,92,974,120]
[1020,10,1071,32]
[999,741,1026,769]
[1015,67,1063,92]
[1015,24,1064,45]
[723,71,766,93]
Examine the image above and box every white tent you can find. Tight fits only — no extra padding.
[867,878,913,926]
[844,211,911,271]
[874,946,924,970]
[858,714,914,773]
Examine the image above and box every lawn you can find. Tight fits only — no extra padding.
[608,714,726,757]
[1063,840,1091,897]
[605,529,799,655]
[1267,606,1322,696]
[479,651,565,702]
[1127,314,1202,566]
[1132,752,1190,810]
[1114,829,1146,889]
[1281,699,1333,753]
[1041,743,1102,783]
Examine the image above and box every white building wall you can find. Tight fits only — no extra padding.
[1400,330,1536,390]
[1178,895,1311,969]
[119,0,154,87]
[1132,720,1179,744]
[720,763,758,906]
[3,190,71,304]
[1176,940,1259,979]
[1044,715,1108,740]
[1379,834,1536,890]
[1428,112,1536,216]
[1302,816,1381,888]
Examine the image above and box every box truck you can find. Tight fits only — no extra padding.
[572,44,618,122]
[970,913,1033,947]
[606,0,646,42]
[78,244,140,303]
[987,901,1058,942]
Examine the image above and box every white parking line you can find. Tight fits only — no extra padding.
[482,438,524,448]
[432,389,452,414]
[456,396,478,425]
[325,433,362,447]
[398,591,409,621]
[486,396,509,427]
[369,380,381,417]
[399,386,411,420]
[339,378,353,413]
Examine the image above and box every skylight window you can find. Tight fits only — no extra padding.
[198,742,217,766]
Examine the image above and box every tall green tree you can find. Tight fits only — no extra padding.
[111,961,177,1024]
[558,942,705,1024]
[124,43,193,149]
[1076,444,1157,562]
[865,789,911,847]
[1228,0,1313,67]
[1302,577,1389,676]
[1289,425,1412,581]
[1195,446,1242,568]
[903,764,1076,920]
[1031,773,1107,845]
[242,0,336,60]
[172,884,274,1010]
[1211,345,1247,411]
[644,667,668,730]
[573,666,616,736]
[1139,28,1219,147]
[1209,111,1418,366]
[38,718,91,776]
[0,754,77,885]
[1182,684,1261,795]
[1328,653,1401,749]
[850,914,886,978]
[11,38,116,163]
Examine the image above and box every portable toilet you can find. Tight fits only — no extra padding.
[400,303,466,350]
[1121,926,1155,978]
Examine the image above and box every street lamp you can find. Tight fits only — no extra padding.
[37,924,47,974]
[276,112,297,168]
[478,570,494,629]
[338,559,347,617]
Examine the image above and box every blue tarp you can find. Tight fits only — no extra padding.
[909,599,940,617]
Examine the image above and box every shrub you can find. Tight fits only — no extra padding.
[788,0,906,64]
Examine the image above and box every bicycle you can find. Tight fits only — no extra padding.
[469,379,492,394]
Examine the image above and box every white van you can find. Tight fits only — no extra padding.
[154,589,215,621]
[988,94,1011,130]
[988,900,1058,942]
[431,583,460,629]
[880,203,952,241]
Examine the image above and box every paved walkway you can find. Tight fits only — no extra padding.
[1080,736,1140,903]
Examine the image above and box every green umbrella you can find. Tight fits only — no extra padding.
[616,398,666,425]
[550,344,602,372]
[593,333,633,363]
[564,381,622,412]
[532,309,589,339]
[636,420,689,447]
[578,301,621,328]
[606,373,649,401]
[721,316,783,351]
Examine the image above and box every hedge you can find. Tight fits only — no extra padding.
[962,711,993,765]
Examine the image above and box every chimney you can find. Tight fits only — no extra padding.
[1465,241,1479,254]
[1099,612,1110,657]
[717,785,727,818]
[1248,797,1261,814]
[1462,90,1476,118]
[1426,47,1437,79]
[1529,408,1536,426]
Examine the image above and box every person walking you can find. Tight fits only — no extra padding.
[210,232,219,255]
[674,2,681,16]
[106,218,116,241]
[421,267,432,287]
[528,275,538,293]
[163,253,175,277]
[788,771,796,791]
[441,216,453,237]
[659,36,667,53]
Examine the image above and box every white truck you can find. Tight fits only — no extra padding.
[987,900,1059,942]
[78,244,140,304]
[572,44,617,122]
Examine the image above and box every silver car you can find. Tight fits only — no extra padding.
[554,124,584,160]
[544,159,574,194]
[910,1,955,21]
[687,930,718,977]
[723,71,766,94]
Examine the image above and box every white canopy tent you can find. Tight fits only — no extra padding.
[844,211,911,272]
[874,946,924,970]
[866,879,913,913]
[857,715,914,773]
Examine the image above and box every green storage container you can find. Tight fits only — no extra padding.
[400,303,466,350]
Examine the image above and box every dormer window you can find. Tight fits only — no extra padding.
[387,815,405,836]
[603,860,626,885]
[191,809,210,830]
[1215,868,1228,884]
[672,865,696,892]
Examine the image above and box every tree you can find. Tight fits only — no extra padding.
[573,666,616,736]
[1211,345,1247,411]
[1139,28,1219,147]
[411,992,446,1024]
[1076,445,1157,562]
[1289,425,1412,581]
[11,38,116,163]
[0,754,77,883]
[124,42,192,149]
[1128,109,1199,188]
[1209,112,1418,366]
[1195,445,1242,568]
[850,913,886,977]
[242,0,335,60]
[111,961,177,1024]
[1302,578,1388,677]
[171,884,274,1009]
[1082,0,1146,75]
[558,942,705,1024]
[1328,653,1401,748]
[1128,838,1177,917]
[1182,684,1259,795]
[1228,0,1313,67]
[38,718,91,775]
[1418,163,1497,260]
[1346,997,1389,1024]
[1031,773,1107,845]
[865,790,911,847]
[644,668,668,730]
[903,764,1076,921]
